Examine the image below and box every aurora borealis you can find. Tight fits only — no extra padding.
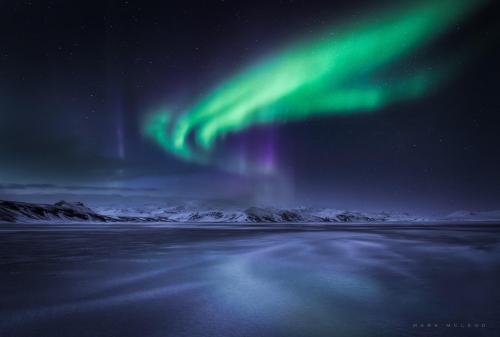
[2,0,500,211]
[4,2,500,335]
[145,0,485,168]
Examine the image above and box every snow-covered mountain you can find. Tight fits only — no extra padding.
[0,200,168,223]
[0,200,110,223]
[443,210,500,222]
[1,199,499,224]
[94,204,427,223]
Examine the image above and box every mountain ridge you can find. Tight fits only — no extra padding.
[1,199,499,224]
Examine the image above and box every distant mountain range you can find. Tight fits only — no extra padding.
[1,199,499,224]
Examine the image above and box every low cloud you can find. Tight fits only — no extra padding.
[0,183,158,194]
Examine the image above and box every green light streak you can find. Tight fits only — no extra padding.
[144,0,484,164]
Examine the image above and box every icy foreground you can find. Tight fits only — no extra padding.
[1,224,500,337]
[1,199,499,224]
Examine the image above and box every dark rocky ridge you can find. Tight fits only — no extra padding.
[2,199,500,224]
[0,200,111,223]
[0,200,169,223]
[0,199,386,223]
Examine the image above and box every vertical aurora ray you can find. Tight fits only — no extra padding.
[144,0,485,170]
[116,109,125,159]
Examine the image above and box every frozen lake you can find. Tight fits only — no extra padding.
[1,223,499,337]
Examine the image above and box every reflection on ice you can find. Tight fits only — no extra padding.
[1,225,499,337]
[3,281,204,328]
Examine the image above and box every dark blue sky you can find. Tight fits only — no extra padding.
[0,0,499,212]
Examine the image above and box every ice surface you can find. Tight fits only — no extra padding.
[0,223,499,337]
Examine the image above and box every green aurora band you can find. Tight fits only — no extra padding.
[145,0,485,167]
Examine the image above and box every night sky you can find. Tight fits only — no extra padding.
[1,0,499,213]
